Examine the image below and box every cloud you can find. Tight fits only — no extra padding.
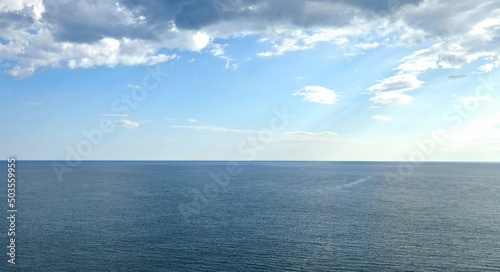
[24,101,43,106]
[293,86,338,104]
[210,43,225,57]
[0,0,498,78]
[187,118,198,123]
[114,119,149,129]
[127,84,141,89]
[285,131,337,136]
[367,74,422,106]
[257,51,273,57]
[478,61,500,73]
[372,114,392,121]
[370,91,413,106]
[368,73,424,93]
[355,42,380,50]
[170,125,338,138]
[0,1,190,77]
[171,125,242,133]
[448,75,468,79]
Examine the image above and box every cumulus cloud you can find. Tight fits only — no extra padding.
[0,0,498,80]
[293,86,338,104]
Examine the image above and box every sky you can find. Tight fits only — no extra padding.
[0,0,499,161]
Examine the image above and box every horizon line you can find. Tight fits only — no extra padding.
[2,159,500,163]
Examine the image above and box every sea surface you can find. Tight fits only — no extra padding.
[1,161,499,271]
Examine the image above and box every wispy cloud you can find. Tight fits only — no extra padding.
[210,43,226,57]
[368,73,423,93]
[25,101,43,106]
[293,86,338,104]
[448,75,468,80]
[171,125,242,133]
[372,114,392,121]
[127,84,141,89]
[224,60,238,70]
[369,92,413,106]
[101,113,128,117]
[114,119,150,129]
[187,119,198,123]
[171,125,338,138]
[285,131,337,136]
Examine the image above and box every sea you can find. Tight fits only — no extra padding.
[1,161,499,271]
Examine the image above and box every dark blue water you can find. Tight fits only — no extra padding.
[1,161,499,271]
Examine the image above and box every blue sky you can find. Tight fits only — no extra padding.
[1,0,499,161]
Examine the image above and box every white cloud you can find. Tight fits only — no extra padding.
[256,26,365,57]
[355,42,380,50]
[187,119,198,123]
[210,43,225,57]
[2,33,180,77]
[127,84,141,89]
[257,51,273,57]
[368,73,424,93]
[478,62,500,73]
[479,63,495,73]
[367,74,422,106]
[372,114,392,121]
[293,86,338,104]
[0,1,202,77]
[171,125,242,133]
[396,47,440,73]
[114,119,148,129]
[285,131,337,136]
[1,0,498,79]
[370,91,413,106]
[170,125,338,138]
[190,32,211,52]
